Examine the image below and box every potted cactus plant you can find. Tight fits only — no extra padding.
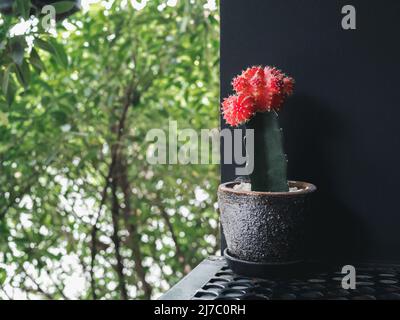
[218,66,316,273]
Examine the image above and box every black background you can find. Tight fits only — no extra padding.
[220,0,400,262]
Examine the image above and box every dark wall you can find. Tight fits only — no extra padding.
[220,0,400,263]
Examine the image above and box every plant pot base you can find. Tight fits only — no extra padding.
[224,249,312,278]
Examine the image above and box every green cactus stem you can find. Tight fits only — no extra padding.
[246,111,289,192]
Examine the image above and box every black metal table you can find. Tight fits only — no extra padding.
[160,256,400,300]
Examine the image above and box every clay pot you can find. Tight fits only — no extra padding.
[218,180,316,263]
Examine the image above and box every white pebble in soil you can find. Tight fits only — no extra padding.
[233,183,302,192]
[233,183,252,191]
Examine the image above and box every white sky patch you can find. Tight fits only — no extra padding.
[39,225,49,236]
[166,0,178,7]
[81,0,101,12]
[61,254,86,298]
[20,213,33,229]
[204,0,217,11]
[130,0,147,10]
[195,186,209,202]
[162,235,174,247]
[209,218,217,229]
[162,265,173,276]
[19,195,33,210]
[101,0,114,11]
[147,263,161,284]
[179,206,190,217]
[9,19,31,36]
[157,3,167,11]
[204,234,216,247]
[61,124,72,132]
[62,20,77,32]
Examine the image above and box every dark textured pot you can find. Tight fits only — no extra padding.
[218,180,316,263]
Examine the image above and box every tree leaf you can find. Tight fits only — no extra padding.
[0,111,9,127]
[50,1,76,14]
[10,39,25,66]
[16,0,31,20]
[1,66,10,95]
[49,38,69,68]
[15,60,31,88]
[35,38,68,68]
[35,38,55,54]
[29,48,46,72]
[51,110,68,125]
[0,268,6,285]
[5,78,16,106]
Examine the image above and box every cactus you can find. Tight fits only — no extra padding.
[246,111,288,192]
[221,65,294,192]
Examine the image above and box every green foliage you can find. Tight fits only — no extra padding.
[51,1,77,14]
[0,1,71,106]
[247,112,288,192]
[16,0,31,20]
[0,0,220,300]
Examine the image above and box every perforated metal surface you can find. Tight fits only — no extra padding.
[191,261,400,300]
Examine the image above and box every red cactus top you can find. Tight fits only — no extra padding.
[222,66,294,127]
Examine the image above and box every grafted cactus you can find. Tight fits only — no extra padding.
[222,65,294,192]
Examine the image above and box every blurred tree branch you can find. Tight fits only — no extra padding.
[110,172,128,300]
[117,153,152,299]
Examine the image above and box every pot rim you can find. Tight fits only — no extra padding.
[218,180,316,197]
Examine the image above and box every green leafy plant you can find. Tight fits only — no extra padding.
[0,1,219,300]
[0,1,75,106]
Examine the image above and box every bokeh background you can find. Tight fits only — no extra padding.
[0,0,220,299]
